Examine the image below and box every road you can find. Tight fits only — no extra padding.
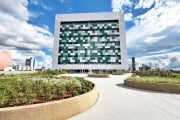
[68,74,180,120]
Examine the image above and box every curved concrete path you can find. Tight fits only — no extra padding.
[68,74,180,120]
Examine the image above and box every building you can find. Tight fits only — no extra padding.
[132,57,136,71]
[139,64,151,71]
[52,12,128,72]
[3,67,15,71]
[25,57,35,71]
[25,58,31,66]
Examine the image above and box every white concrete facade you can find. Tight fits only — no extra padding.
[52,12,128,70]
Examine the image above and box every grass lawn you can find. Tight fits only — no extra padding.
[128,76,180,84]
[173,73,180,78]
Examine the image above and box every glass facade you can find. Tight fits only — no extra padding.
[58,20,121,64]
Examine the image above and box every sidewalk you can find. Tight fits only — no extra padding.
[69,74,180,120]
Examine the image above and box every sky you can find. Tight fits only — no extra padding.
[0,0,179,70]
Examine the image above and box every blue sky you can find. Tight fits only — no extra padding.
[28,0,112,33]
[0,0,179,70]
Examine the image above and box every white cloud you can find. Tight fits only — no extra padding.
[0,0,30,20]
[38,55,52,69]
[112,0,180,69]
[30,0,52,11]
[135,0,157,9]
[59,0,73,13]
[29,0,38,5]
[144,35,167,44]
[0,1,53,69]
[112,0,133,12]
[30,11,44,18]
[9,49,52,69]
[126,0,180,50]
[134,52,180,70]
[0,11,53,50]
[124,13,133,21]
[40,3,52,11]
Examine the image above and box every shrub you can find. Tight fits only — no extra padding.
[42,70,67,75]
[72,91,79,96]
[77,88,82,94]
[44,93,53,101]
[88,73,110,78]
[0,73,5,76]
[128,76,180,84]
[135,71,173,77]
[112,70,124,75]
[173,73,180,78]
[82,88,88,93]
[85,87,91,91]
[0,74,94,108]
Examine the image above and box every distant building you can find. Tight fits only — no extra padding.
[52,12,128,72]
[132,57,136,71]
[171,69,180,74]
[35,67,45,72]
[25,57,35,71]
[3,67,15,71]
[25,58,31,66]
[139,64,151,71]
[12,64,19,71]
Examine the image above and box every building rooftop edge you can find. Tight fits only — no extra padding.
[55,12,124,21]
[56,12,123,17]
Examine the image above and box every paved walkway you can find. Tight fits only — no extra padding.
[68,74,180,120]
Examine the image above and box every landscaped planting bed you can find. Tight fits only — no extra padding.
[124,71,180,93]
[88,73,111,78]
[0,71,94,108]
[128,77,180,84]
[112,70,129,75]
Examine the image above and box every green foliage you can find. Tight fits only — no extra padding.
[40,70,67,75]
[135,71,173,77]
[88,73,110,78]
[0,73,5,76]
[0,73,94,108]
[82,88,88,93]
[172,73,180,78]
[128,77,180,84]
[112,70,124,75]
[77,79,94,94]
[77,88,83,94]
[72,91,79,96]
[56,84,66,97]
